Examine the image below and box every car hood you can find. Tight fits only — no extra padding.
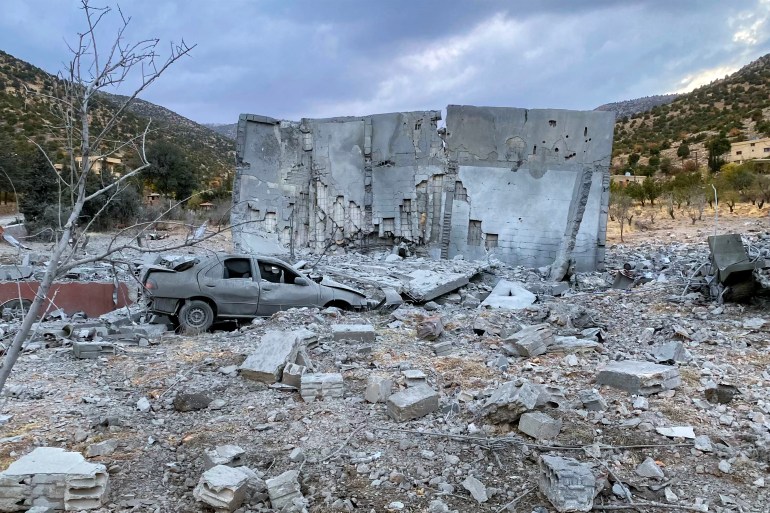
[319,277,366,297]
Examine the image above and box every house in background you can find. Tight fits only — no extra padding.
[730,137,770,163]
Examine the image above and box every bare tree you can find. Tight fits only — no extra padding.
[609,192,632,242]
[0,1,195,393]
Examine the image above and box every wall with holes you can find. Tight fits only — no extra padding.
[233,105,613,270]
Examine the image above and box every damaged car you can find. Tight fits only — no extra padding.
[143,254,373,332]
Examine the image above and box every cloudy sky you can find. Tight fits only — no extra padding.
[2,0,770,124]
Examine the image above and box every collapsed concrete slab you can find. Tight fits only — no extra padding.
[232,106,613,270]
[539,455,595,512]
[331,324,376,343]
[386,384,439,422]
[0,447,109,511]
[239,330,303,384]
[504,323,554,357]
[597,360,682,395]
[405,270,468,302]
[193,465,249,512]
[480,280,537,310]
[480,381,540,423]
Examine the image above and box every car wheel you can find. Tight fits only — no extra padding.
[178,300,214,334]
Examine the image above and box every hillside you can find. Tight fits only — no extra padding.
[204,122,237,141]
[0,49,234,188]
[595,94,679,119]
[613,53,770,169]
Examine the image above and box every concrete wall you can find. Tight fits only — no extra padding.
[233,105,614,270]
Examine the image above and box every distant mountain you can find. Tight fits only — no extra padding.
[204,123,237,141]
[595,94,679,119]
[0,49,234,186]
[613,53,770,167]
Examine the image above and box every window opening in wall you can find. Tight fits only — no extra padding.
[533,145,537,154]
[467,220,482,246]
[454,181,467,201]
[549,120,557,127]
[414,121,422,130]
[485,233,499,250]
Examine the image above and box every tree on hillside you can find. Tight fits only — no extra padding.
[19,151,60,237]
[142,140,199,205]
[706,132,731,172]
[0,1,197,393]
[677,142,690,164]
[642,176,661,206]
[609,192,633,242]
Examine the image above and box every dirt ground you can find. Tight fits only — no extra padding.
[1,205,769,512]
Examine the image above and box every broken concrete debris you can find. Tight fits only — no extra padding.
[386,384,439,422]
[480,280,537,310]
[480,380,539,423]
[518,411,562,440]
[239,330,303,383]
[461,475,488,504]
[416,316,443,340]
[281,362,307,389]
[539,455,595,512]
[596,360,682,395]
[203,445,245,470]
[405,271,469,302]
[635,457,665,479]
[193,465,249,512]
[365,375,393,403]
[504,323,554,357]
[265,470,304,511]
[299,373,344,402]
[578,389,607,411]
[173,393,212,412]
[0,447,109,511]
[72,341,114,359]
[331,324,376,343]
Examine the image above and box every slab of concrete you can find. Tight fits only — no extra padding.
[505,323,554,357]
[405,270,469,302]
[539,455,595,512]
[72,341,115,359]
[480,280,536,310]
[266,470,303,511]
[518,411,562,439]
[239,330,303,383]
[331,324,376,343]
[193,465,249,512]
[203,445,245,470]
[597,360,682,395]
[365,375,393,403]
[300,373,344,402]
[480,381,539,423]
[0,447,109,511]
[386,384,439,422]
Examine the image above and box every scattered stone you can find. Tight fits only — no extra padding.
[578,389,607,411]
[406,270,469,302]
[193,465,249,512]
[632,396,649,410]
[433,341,454,356]
[72,341,115,359]
[539,455,595,512]
[416,316,443,340]
[266,469,304,510]
[635,457,665,478]
[300,373,344,402]
[424,301,439,311]
[281,362,307,389]
[480,280,536,310]
[239,330,304,383]
[505,323,554,357]
[402,369,427,386]
[653,341,692,363]
[718,460,732,474]
[365,376,393,403]
[596,360,681,395]
[694,435,713,452]
[656,426,695,439]
[203,445,245,469]
[332,324,376,343]
[462,475,488,503]
[85,439,118,458]
[480,380,539,423]
[548,336,600,354]
[173,393,212,412]
[136,397,151,413]
[518,411,562,439]
[0,447,109,511]
[289,448,305,462]
[705,384,740,404]
[386,384,439,422]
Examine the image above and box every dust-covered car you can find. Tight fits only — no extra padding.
[142,254,372,332]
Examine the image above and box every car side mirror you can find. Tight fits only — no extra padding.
[294,277,310,286]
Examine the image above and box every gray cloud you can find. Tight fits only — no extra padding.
[1,0,769,123]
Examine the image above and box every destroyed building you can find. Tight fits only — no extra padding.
[232,105,614,270]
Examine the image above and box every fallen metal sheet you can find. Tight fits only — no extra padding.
[0,281,132,317]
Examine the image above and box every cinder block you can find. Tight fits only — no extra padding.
[300,373,343,402]
[539,455,595,512]
[193,465,248,512]
[386,384,439,422]
[364,375,393,403]
[331,324,376,343]
[597,360,681,395]
[266,470,303,511]
[518,411,562,439]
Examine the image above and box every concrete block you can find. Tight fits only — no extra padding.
[239,330,304,383]
[597,360,681,395]
[539,455,595,512]
[281,363,307,389]
[416,316,443,340]
[193,465,249,512]
[480,280,536,310]
[505,323,554,357]
[331,324,376,343]
[518,411,562,439]
[547,336,600,354]
[203,445,245,470]
[480,381,539,423]
[0,447,108,511]
[85,439,118,458]
[72,341,114,359]
[266,470,303,511]
[365,375,393,403]
[402,369,427,386]
[653,341,692,363]
[578,389,607,411]
[300,373,343,402]
[405,270,469,302]
[432,341,453,356]
[386,384,439,422]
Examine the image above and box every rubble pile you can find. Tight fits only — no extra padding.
[2,225,770,512]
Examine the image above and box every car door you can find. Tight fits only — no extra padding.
[197,257,260,316]
[255,259,320,316]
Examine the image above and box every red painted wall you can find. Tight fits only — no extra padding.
[0,281,133,318]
